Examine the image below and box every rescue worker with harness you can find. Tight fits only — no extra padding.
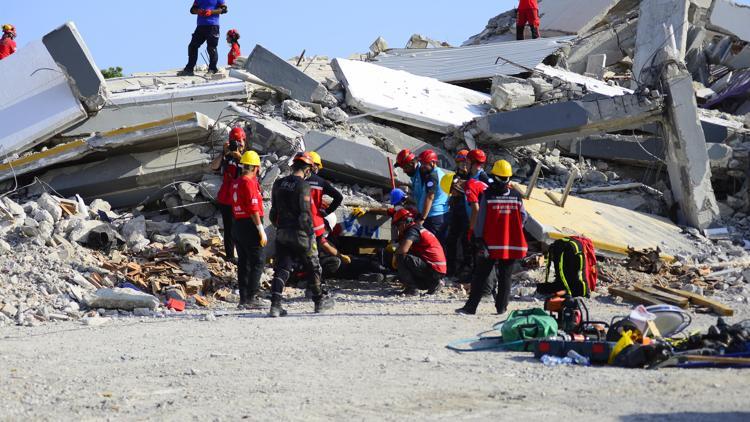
[229,151,267,309]
[268,152,335,317]
[210,126,246,263]
[456,160,528,315]
[393,209,447,296]
[0,24,17,61]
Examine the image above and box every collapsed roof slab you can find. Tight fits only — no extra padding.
[108,80,249,108]
[709,0,750,42]
[369,37,574,83]
[535,64,633,97]
[244,44,327,103]
[633,0,690,85]
[539,0,621,35]
[0,41,87,157]
[522,185,698,259]
[332,59,491,134]
[349,121,453,168]
[42,22,108,112]
[474,94,664,148]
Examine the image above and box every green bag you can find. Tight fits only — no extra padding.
[501,308,558,351]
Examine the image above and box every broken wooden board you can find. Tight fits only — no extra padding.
[653,285,734,316]
[634,285,690,308]
[608,287,665,307]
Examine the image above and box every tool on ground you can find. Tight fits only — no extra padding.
[544,291,608,341]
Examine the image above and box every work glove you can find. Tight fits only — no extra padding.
[199,9,213,17]
[351,207,367,218]
[258,225,268,247]
[339,254,352,265]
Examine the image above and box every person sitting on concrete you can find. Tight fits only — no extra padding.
[517,0,540,40]
[0,24,17,61]
[226,28,241,66]
[178,0,228,76]
[229,151,267,309]
[456,160,528,315]
[414,150,450,244]
[210,127,246,264]
[392,209,446,295]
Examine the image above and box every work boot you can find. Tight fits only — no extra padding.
[530,27,540,39]
[455,307,476,315]
[177,68,195,77]
[313,295,335,313]
[269,294,287,318]
[426,279,444,295]
[246,295,268,310]
[399,287,418,296]
[516,26,525,41]
[359,273,385,283]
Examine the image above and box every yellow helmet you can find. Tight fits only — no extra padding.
[491,160,513,178]
[308,151,323,168]
[440,172,456,194]
[240,151,261,167]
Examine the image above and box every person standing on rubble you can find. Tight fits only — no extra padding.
[230,150,268,309]
[0,24,17,60]
[516,0,541,40]
[226,29,241,66]
[392,209,446,295]
[211,127,246,264]
[456,160,527,315]
[268,152,335,317]
[414,150,450,245]
[178,0,228,76]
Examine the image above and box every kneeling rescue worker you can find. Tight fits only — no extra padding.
[268,152,335,317]
[456,160,528,315]
[230,151,267,309]
[393,209,446,295]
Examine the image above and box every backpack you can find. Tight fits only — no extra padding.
[541,236,598,298]
[501,308,559,351]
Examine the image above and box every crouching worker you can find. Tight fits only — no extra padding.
[456,160,527,315]
[392,209,446,296]
[230,151,267,309]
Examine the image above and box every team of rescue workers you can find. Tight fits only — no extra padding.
[0,1,545,318]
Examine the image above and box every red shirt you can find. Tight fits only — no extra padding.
[230,175,264,220]
[518,0,538,10]
[465,179,489,205]
[216,158,240,205]
[0,38,16,60]
[228,42,241,66]
[401,224,447,274]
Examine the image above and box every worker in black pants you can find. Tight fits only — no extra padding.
[210,127,246,263]
[178,0,228,76]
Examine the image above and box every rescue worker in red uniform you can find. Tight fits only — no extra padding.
[456,160,528,315]
[226,29,241,66]
[268,152,335,317]
[393,209,447,296]
[0,24,17,61]
[517,0,541,40]
[210,126,246,263]
[230,151,268,309]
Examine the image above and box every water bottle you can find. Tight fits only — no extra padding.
[567,350,591,366]
[541,355,574,367]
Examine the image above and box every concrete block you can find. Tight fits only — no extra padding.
[245,44,327,103]
[709,0,750,42]
[585,54,607,79]
[567,19,638,75]
[539,0,620,35]
[490,76,535,111]
[84,288,159,311]
[634,0,690,85]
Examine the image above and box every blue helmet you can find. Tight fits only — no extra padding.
[389,188,407,206]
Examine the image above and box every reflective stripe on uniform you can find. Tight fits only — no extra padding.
[313,224,326,232]
[487,246,528,251]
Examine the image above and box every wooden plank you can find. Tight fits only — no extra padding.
[608,287,664,306]
[652,285,734,316]
[634,285,690,308]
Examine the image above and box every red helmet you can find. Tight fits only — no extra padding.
[293,152,315,166]
[229,127,246,142]
[227,29,240,41]
[395,149,416,168]
[392,208,414,224]
[468,149,487,164]
[455,149,470,162]
[418,150,438,165]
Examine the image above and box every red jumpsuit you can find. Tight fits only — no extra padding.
[228,42,241,66]
[517,0,540,40]
[0,37,17,60]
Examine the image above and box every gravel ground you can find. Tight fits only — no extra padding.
[1,282,749,422]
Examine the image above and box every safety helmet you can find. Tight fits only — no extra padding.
[2,24,16,38]
[418,150,438,165]
[293,152,315,167]
[392,208,414,225]
[240,151,261,167]
[308,151,323,169]
[389,188,407,206]
[229,127,246,142]
[468,149,487,164]
[394,149,416,168]
[439,173,457,195]
[490,160,513,178]
[226,29,240,41]
[455,149,470,162]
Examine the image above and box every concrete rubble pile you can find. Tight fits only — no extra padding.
[2,1,750,325]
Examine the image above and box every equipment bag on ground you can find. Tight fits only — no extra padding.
[538,236,598,298]
[501,308,558,351]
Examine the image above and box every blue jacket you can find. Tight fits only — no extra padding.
[414,166,449,218]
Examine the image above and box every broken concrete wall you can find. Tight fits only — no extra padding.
[108,80,249,108]
[633,0,690,85]
[566,18,638,75]
[244,44,327,103]
[709,0,750,42]
[539,0,621,35]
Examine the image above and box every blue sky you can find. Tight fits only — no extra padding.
[3,0,517,74]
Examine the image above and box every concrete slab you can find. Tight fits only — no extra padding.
[633,0,690,85]
[709,0,750,42]
[535,64,633,97]
[108,80,249,108]
[244,45,327,103]
[539,0,620,35]
[0,41,87,157]
[42,22,108,112]
[566,18,638,75]
[522,185,698,258]
[349,121,453,168]
[332,58,490,134]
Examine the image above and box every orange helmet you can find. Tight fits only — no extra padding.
[293,152,315,166]
[455,149,470,162]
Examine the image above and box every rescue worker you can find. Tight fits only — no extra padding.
[444,150,472,278]
[414,150,450,244]
[268,152,335,317]
[226,29,241,66]
[0,24,17,61]
[517,0,541,40]
[306,151,344,243]
[467,149,491,184]
[210,126,246,263]
[230,151,267,309]
[178,0,228,76]
[393,209,446,295]
[456,160,528,315]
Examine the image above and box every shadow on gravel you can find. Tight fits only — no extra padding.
[622,413,750,422]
